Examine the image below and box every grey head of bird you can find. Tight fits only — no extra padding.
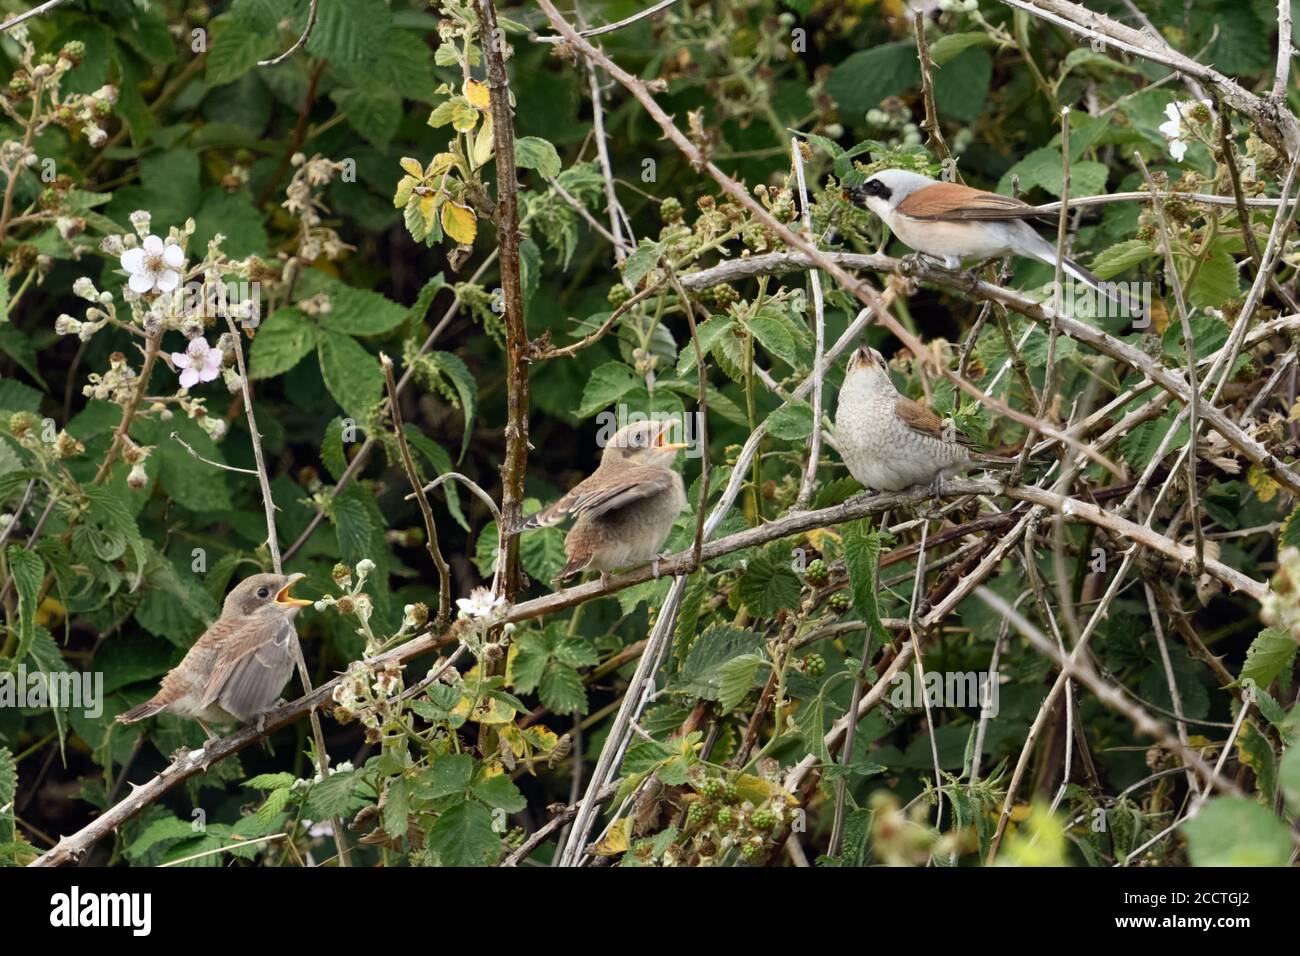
[846,169,936,221]
[599,419,688,469]
[221,571,314,619]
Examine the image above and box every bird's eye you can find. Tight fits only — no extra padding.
[866,180,882,195]
[257,586,270,599]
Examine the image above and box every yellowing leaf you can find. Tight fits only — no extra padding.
[450,98,479,132]
[592,817,630,856]
[418,194,437,232]
[499,722,526,757]
[471,112,494,169]
[451,692,515,725]
[441,201,477,245]
[1150,297,1170,335]
[523,724,558,752]
[393,175,417,209]
[427,152,457,176]
[464,78,490,109]
[399,157,424,178]
[1248,463,1280,503]
[805,528,840,554]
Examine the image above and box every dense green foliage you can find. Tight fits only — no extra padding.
[2,0,1300,868]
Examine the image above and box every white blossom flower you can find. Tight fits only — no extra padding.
[171,337,222,388]
[1158,100,1212,163]
[456,586,508,621]
[120,234,185,294]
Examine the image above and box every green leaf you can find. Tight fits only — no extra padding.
[0,746,14,848]
[735,551,801,617]
[136,417,233,512]
[928,32,995,65]
[843,518,886,645]
[748,309,799,368]
[1188,246,1240,309]
[1239,628,1298,690]
[472,773,527,813]
[717,653,768,712]
[6,547,42,663]
[673,623,764,700]
[207,14,277,86]
[305,771,360,819]
[578,362,639,418]
[421,753,474,799]
[305,0,393,66]
[427,352,477,461]
[1090,240,1156,280]
[249,307,316,379]
[126,815,196,861]
[427,799,499,866]
[244,772,296,790]
[1280,744,1300,817]
[316,280,409,337]
[332,82,403,148]
[382,776,410,840]
[539,662,587,715]
[1181,797,1291,866]
[318,329,383,420]
[933,48,992,123]
[405,430,468,531]
[766,400,814,440]
[622,240,665,289]
[514,136,562,178]
[825,42,920,118]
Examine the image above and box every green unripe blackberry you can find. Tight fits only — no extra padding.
[722,783,739,804]
[687,802,710,828]
[38,53,57,67]
[716,807,734,827]
[660,196,683,224]
[607,283,632,307]
[8,74,31,96]
[702,283,739,308]
[752,808,777,830]
[804,558,829,585]
[60,41,85,63]
[741,841,763,861]
[804,653,825,677]
[699,778,723,800]
[829,591,851,613]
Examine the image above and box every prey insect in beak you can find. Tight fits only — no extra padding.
[275,572,313,607]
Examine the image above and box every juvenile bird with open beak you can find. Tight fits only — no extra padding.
[836,346,1012,495]
[117,572,313,739]
[514,419,688,584]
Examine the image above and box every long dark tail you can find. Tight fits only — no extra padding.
[1023,229,1141,319]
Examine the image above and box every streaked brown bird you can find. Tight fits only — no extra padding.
[514,419,688,583]
[835,346,1014,494]
[117,572,313,738]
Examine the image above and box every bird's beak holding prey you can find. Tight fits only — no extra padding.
[275,572,313,608]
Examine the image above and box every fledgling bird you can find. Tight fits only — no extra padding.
[514,419,688,583]
[836,346,1012,494]
[117,572,312,739]
[847,169,1118,304]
